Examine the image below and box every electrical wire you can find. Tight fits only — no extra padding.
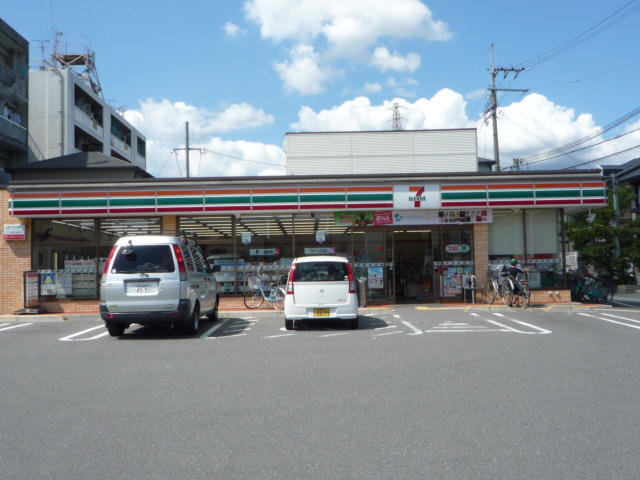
[563,144,640,169]
[519,104,640,163]
[203,150,285,167]
[517,0,640,69]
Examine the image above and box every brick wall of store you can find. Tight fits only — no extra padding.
[473,223,489,286]
[0,189,31,314]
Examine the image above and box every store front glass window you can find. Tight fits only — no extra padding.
[488,209,565,288]
[32,218,161,299]
[179,216,236,293]
[235,214,293,293]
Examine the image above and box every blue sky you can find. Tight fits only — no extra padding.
[3,0,640,177]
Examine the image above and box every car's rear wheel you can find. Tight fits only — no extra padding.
[285,319,294,330]
[208,299,219,322]
[183,305,199,335]
[106,323,126,337]
[349,317,359,329]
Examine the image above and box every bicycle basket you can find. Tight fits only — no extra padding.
[247,275,261,290]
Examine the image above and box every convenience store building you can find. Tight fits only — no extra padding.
[0,130,608,314]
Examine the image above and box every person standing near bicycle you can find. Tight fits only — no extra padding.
[506,258,529,295]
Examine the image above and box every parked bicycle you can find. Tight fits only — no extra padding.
[501,274,531,307]
[484,263,531,307]
[500,263,531,308]
[483,264,505,305]
[244,268,286,310]
[568,269,615,305]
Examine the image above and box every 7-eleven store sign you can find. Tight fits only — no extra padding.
[393,185,440,209]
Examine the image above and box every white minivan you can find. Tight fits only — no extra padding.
[100,235,220,336]
[283,255,359,330]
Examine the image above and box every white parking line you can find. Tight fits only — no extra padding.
[492,313,552,334]
[401,320,423,335]
[373,331,403,337]
[201,319,232,338]
[318,332,350,337]
[59,325,108,341]
[602,313,640,324]
[578,313,640,330]
[0,323,33,332]
[263,333,295,338]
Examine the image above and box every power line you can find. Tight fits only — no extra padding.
[517,0,640,69]
[519,105,640,163]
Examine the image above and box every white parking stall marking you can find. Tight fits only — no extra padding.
[401,320,423,335]
[601,313,640,324]
[426,315,506,333]
[373,330,403,337]
[0,323,33,333]
[578,313,640,330]
[264,333,295,338]
[491,313,552,334]
[318,332,350,337]
[59,325,109,341]
[201,318,232,338]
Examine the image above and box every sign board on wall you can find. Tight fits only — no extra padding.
[335,210,493,226]
[4,224,26,240]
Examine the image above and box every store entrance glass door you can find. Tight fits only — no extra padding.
[392,229,434,303]
[433,228,474,302]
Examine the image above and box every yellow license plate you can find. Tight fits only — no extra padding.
[313,308,330,317]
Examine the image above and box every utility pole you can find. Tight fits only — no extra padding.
[486,45,528,170]
[173,122,206,178]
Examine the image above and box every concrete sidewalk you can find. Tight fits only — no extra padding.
[0,300,623,323]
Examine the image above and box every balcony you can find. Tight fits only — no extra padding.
[74,106,104,138]
[0,114,27,149]
[0,63,27,101]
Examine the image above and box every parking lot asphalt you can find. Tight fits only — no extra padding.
[4,291,639,323]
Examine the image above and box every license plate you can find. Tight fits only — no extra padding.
[128,283,156,294]
[313,308,330,317]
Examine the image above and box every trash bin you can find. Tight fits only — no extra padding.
[357,276,368,307]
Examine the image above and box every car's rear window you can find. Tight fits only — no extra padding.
[293,261,348,282]
[111,245,175,273]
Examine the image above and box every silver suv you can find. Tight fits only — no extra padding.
[100,235,220,336]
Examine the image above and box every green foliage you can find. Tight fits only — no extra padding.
[565,185,640,284]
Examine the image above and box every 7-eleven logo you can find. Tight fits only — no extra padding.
[408,186,426,207]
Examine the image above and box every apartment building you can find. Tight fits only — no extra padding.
[28,58,146,169]
[0,17,28,180]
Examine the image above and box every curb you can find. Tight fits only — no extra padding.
[0,304,617,323]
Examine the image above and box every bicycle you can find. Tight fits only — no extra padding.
[483,264,507,305]
[569,270,615,305]
[499,268,531,308]
[243,268,286,310]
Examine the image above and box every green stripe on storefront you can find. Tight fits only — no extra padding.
[535,190,580,198]
[205,196,251,205]
[581,189,607,197]
[12,199,60,208]
[441,192,487,200]
[158,197,202,205]
[109,198,156,206]
[488,191,534,199]
[346,193,393,201]
[61,199,109,207]
[252,195,299,203]
[300,194,346,202]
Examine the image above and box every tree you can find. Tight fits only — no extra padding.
[565,184,640,284]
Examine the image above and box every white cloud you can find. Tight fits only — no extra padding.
[291,90,471,132]
[363,82,383,93]
[244,0,451,94]
[223,22,247,39]
[274,44,340,95]
[123,99,284,178]
[371,47,421,72]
